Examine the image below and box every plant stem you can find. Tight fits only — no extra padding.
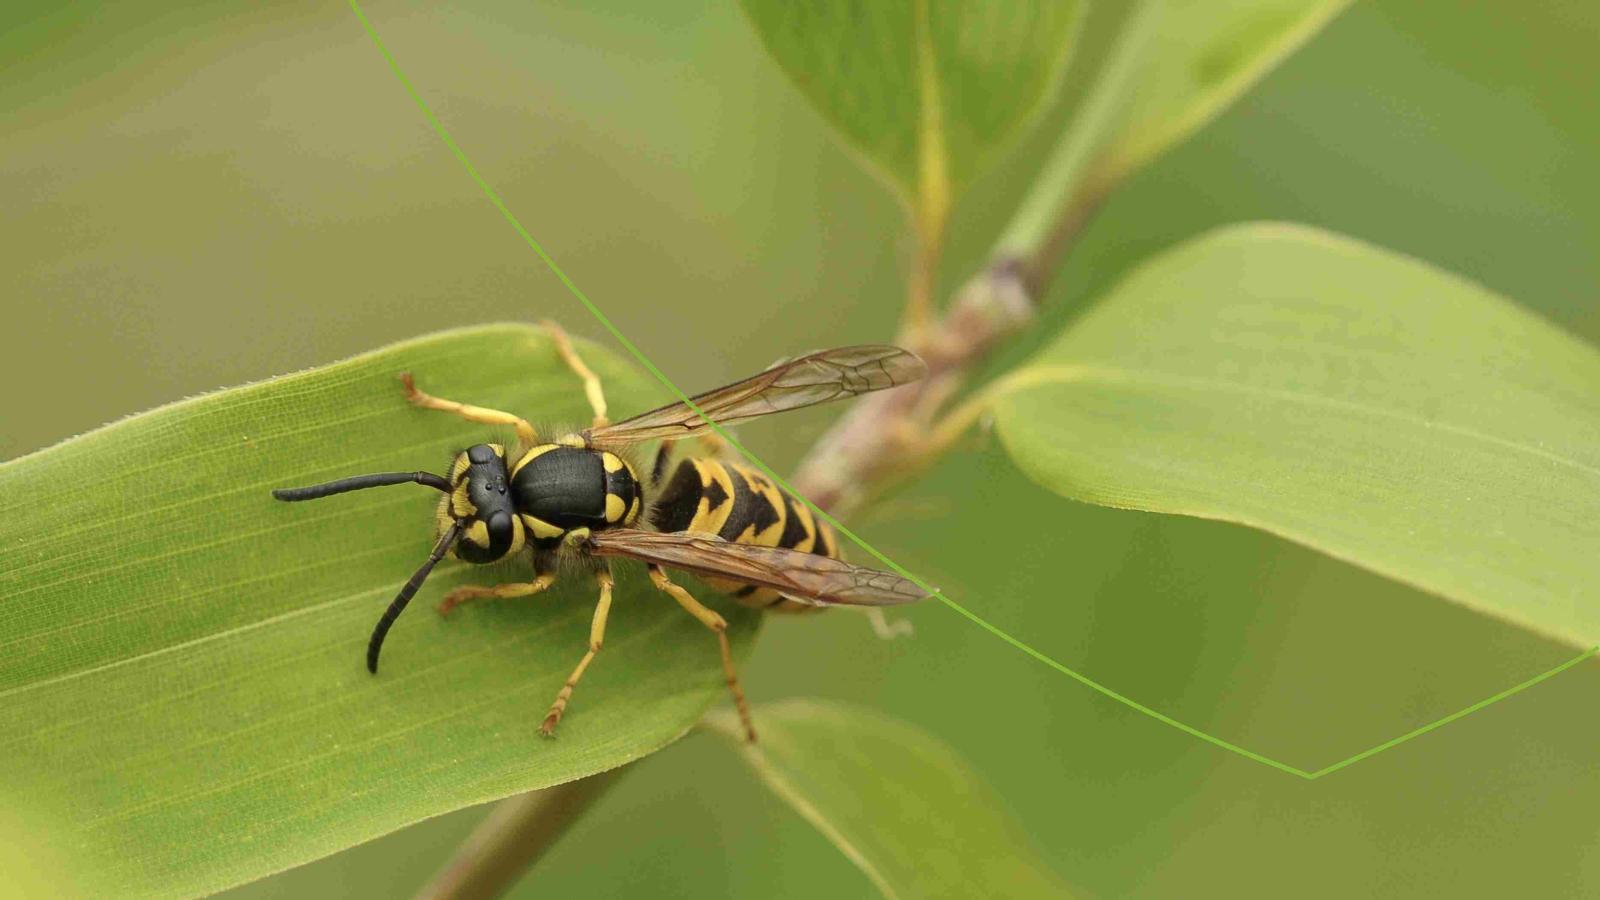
[905,0,952,342]
[792,6,1157,514]
[413,768,625,900]
[902,225,945,346]
[993,1,1158,269]
[791,170,1096,516]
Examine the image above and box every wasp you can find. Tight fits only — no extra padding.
[272,324,926,741]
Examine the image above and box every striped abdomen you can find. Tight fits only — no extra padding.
[648,457,836,612]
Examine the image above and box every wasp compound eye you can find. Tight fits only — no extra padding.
[456,508,517,563]
[454,448,519,563]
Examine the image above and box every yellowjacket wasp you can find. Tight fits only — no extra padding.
[272,324,926,741]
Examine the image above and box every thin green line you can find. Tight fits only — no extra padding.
[1305,644,1597,779]
[346,0,1598,779]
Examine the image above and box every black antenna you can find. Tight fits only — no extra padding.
[272,471,451,502]
[367,522,460,674]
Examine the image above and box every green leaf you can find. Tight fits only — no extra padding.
[706,700,1078,900]
[0,324,758,897]
[998,0,1349,260]
[0,811,80,899]
[992,223,1600,646]
[1091,0,1353,188]
[738,0,1083,231]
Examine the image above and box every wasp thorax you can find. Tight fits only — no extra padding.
[446,443,525,563]
[510,444,644,540]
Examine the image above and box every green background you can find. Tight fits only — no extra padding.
[4,2,1597,897]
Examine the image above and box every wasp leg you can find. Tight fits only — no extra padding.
[437,572,557,617]
[697,430,731,458]
[861,607,914,640]
[400,372,537,448]
[542,568,615,736]
[648,565,757,743]
[541,319,609,429]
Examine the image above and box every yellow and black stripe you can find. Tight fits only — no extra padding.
[649,458,836,612]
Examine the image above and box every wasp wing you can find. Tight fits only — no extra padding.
[587,345,924,445]
[586,529,929,607]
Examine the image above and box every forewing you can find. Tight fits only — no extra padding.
[586,529,928,607]
[589,345,925,445]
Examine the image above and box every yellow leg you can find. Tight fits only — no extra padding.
[541,319,609,429]
[437,573,557,616]
[648,565,757,743]
[400,372,537,448]
[861,607,914,640]
[697,430,731,458]
[541,569,615,736]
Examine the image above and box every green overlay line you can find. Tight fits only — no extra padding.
[347,0,1598,780]
[1305,644,1596,779]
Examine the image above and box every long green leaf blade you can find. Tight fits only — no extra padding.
[1091,0,1352,187]
[993,224,1600,645]
[707,700,1077,899]
[1000,0,1350,261]
[0,324,757,897]
[738,0,1083,220]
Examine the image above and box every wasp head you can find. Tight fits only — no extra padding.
[443,443,525,563]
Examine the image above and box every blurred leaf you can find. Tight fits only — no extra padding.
[738,0,1083,231]
[707,700,1078,900]
[0,324,757,897]
[993,223,1600,646]
[0,809,80,899]
[1075,0,1350,192]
